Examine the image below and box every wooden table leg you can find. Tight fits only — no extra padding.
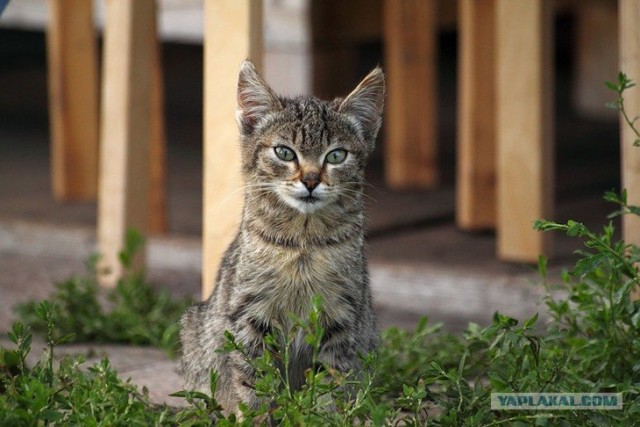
[98,0,156,286]
[202,0,263,299]
[46,0,98,201]
[149,12,168,235]
[457,0,497,231]
[496,0,554,262]
[619,0,640,246]
[383,0,438,189]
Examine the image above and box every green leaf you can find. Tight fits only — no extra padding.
[605,80,618,91]
[566,220,587,237]
[118,229,145,269]
[430,361,444,373]
[458,352,467,377]
[40,409,63,423]
[607,209,626,219]
[493,312,518,328]
[402,384,414,396]
[573,253,604,276]
[538,256,548,279]
[603,190,623,204]
[7,322,29,347]
[524,312,539,329]
[533,219,555,231]
[370,404,388,426]
[169,390,211,400]
[34,301,50,321]
[488,370,508,389]
[617,72,635,90]
[209,370,219,397]
[1,349,20,368]
[614,280,635,307]
[621,188,629,204]
[57,333,76,345]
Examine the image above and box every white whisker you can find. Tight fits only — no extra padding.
[208,182,277,212]
[326,185,378,203]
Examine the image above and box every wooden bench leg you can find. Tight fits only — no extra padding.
[496,0,554,262]
[98,0,156,286]
[619,0,640,246]
[202,0,263,299]
[149,13,168,235]
[383,0,438,189]
[46,0,99,201]
[456,0,497,231]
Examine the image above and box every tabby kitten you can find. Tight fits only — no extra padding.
[179,61,384,413]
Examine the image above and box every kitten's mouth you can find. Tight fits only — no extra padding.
[282,192,326,213]
[299,195,320,203]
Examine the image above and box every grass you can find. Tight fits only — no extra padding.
[13,230,191,358]
[2,74,640,425]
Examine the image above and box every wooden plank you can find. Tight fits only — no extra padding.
[619,0,640,246]
[203,1,263,299]
[311,0,382,45]
[97,0,155,286]
[456,0,496,231]
[383,0,438,189]
[149,13,168,234]
[46,0,98,201]
[312,47,357,99]
[574,0,618,119]
[496,0,553,262]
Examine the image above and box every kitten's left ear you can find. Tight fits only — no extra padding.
[237,60,282,136]
[338,67,385,143]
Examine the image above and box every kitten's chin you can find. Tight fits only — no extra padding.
[280,194,328,215]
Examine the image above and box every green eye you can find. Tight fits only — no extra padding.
[325,149,348,164]
[274,146,296,161]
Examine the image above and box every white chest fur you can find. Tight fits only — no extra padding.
[242,241,359,325]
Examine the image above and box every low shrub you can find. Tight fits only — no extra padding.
[14,230,191,357]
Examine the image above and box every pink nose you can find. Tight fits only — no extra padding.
[302,173,320,192]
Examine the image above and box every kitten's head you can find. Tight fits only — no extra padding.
[236,61,385,214]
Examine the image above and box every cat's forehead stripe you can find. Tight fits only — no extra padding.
[286,98,334,151]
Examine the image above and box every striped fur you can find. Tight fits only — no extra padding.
[179,61,384,413]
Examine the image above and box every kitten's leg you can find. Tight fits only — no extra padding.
[317,321,364,406]
[179,302,216,390]
[318,315,380,399]
[225,317,271,413]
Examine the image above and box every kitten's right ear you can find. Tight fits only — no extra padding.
[236,61,282,135]
[338,66,385,144]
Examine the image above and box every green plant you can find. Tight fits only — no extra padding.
[1,299,440,425]
[3,290,640,425]
[14,230,191,357]
[534,72,640,387]
[172,296,395,425]
[606,72,640,147]
[1,303,177,426]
